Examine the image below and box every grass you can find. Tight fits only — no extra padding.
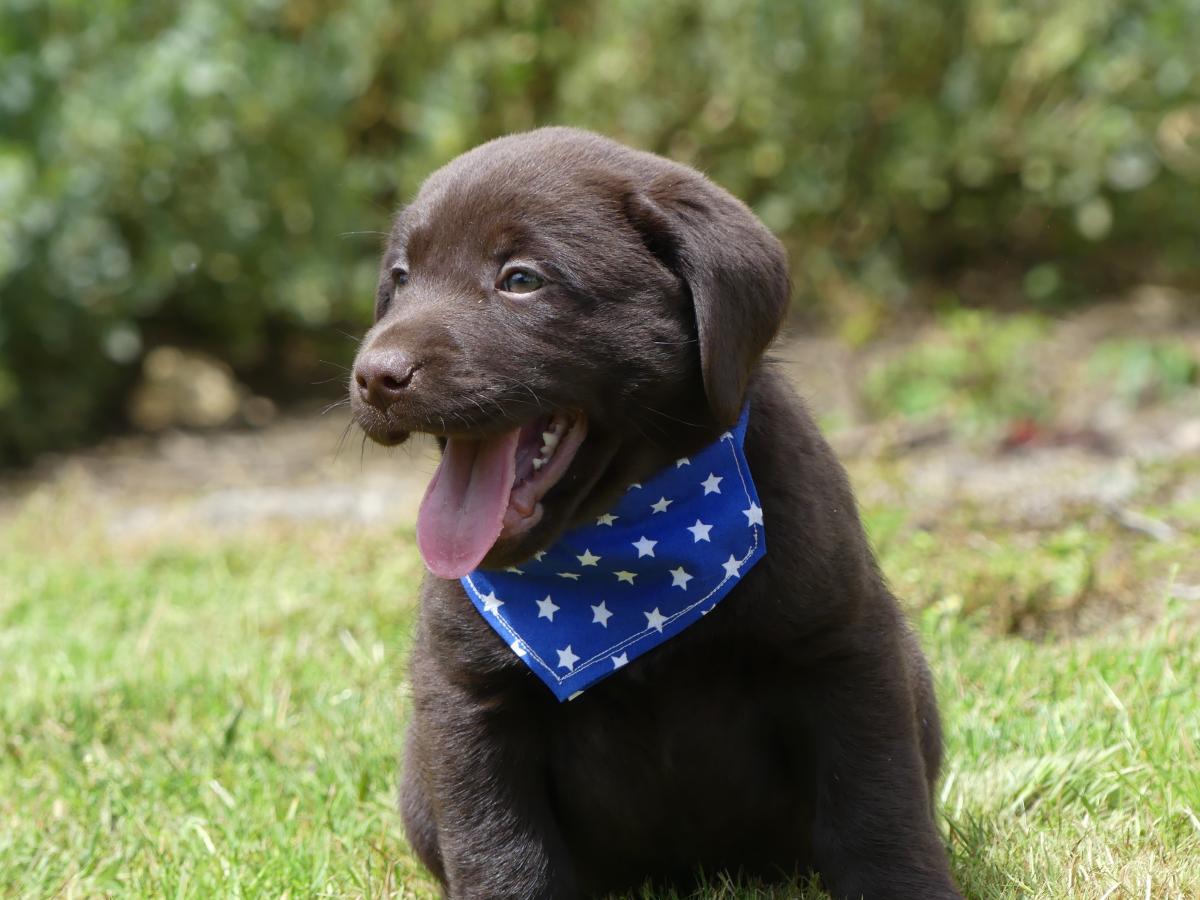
[859,309,1198,444]
[2,477,1199,897]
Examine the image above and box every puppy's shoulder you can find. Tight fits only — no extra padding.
[743,364,882,610]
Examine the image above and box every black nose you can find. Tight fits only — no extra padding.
[354,350,421,410]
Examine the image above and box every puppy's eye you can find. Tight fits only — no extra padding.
[499,268,544,294]
[391,265,409,286]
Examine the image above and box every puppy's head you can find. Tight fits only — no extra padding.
[350,128,789,577]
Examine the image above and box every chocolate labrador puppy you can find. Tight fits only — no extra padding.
[350,127,963,899]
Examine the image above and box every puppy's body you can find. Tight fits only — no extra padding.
[351,128,962,899]
[401,373,952,898]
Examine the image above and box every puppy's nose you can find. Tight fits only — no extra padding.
[354,350,421,410]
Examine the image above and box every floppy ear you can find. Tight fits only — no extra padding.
[623,174,791,428]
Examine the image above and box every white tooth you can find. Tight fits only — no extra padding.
[542,431,560,449]
[532,457,545,470]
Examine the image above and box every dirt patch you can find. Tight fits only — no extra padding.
[0,415,441,540]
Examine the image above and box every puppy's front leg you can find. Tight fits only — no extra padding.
[805,659,963,900]
[420,697,578,900]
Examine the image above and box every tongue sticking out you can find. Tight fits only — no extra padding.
[417,429,520,579]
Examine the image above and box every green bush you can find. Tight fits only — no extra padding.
[3,0,1199,461]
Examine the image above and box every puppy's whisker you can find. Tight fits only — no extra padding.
[321,398,351,415]
[620,411,661,449]
[479,393,509,418]
[494,392,541,410]
[332,419,356,462]
[462,395,491,423]
[493,374,545,408]
[639,404,705,429]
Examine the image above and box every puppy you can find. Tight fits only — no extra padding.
[350,127,963,900]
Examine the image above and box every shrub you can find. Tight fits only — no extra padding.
[2,0,1199,461]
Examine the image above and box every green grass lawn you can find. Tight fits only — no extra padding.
[2,489,1198,898]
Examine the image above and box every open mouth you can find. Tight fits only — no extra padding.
[416,411,587,579]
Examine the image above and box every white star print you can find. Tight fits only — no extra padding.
[470,421,767,699]
[591,601,613,627]
[632,536,657,558]
[720,430,733,441]
[557,645,579,671]
[480,591,503,615]
[669,567,693,590]
[536,595,560,621]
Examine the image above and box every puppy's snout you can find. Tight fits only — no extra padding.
[354,349,422,410]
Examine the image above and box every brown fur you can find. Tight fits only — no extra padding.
[350,127,963,899]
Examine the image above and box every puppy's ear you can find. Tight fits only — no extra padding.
[624,176,790,428]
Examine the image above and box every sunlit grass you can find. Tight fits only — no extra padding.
[1,490,1197,898]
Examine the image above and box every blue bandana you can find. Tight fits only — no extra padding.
[461,405,765,701]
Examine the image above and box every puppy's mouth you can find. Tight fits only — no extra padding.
[416,411,587,579]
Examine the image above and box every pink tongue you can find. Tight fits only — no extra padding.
[417,429,521,579]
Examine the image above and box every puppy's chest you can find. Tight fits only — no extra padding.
[546,681,805,867]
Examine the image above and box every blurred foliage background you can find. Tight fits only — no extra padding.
[2,0,1200,463]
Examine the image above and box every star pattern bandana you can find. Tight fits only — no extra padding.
[461,405,765,701]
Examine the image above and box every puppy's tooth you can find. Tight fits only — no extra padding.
[542,431,559,449]
[532,457,545,470]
